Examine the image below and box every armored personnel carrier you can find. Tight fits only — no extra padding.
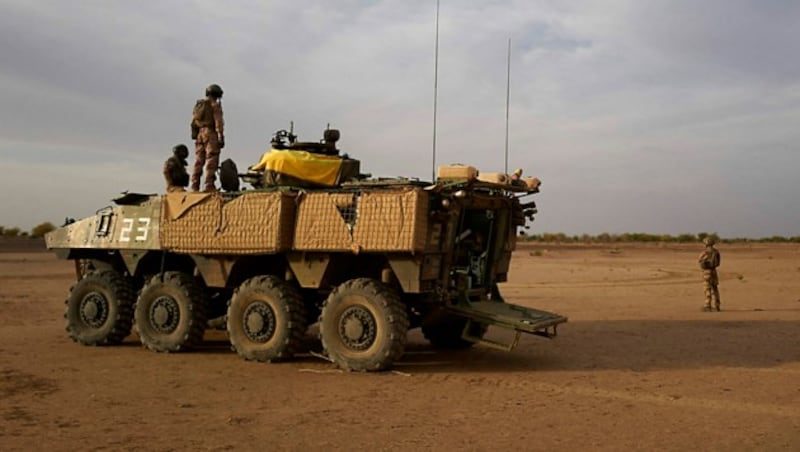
[46,129,566,371]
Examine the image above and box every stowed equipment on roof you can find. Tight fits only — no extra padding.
[243,127,362,189]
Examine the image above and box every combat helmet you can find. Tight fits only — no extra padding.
[205,84,223,99]
[173,144,189,160]
[702,237,716,246]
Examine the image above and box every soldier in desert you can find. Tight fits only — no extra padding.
[163,144,190,192]
[698,236,722,311]
[190,83,225,192]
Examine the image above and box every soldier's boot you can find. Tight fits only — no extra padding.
[715,303,721,312]
[702,304,712,312]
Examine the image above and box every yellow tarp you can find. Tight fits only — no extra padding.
[251,149,342,186]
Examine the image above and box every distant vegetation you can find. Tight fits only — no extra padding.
[1,223,797,244]
[30,222,56,238]
[1,222,56,238]
[522,232,800,244]
[1,226,23,237]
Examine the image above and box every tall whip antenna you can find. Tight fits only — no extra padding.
[431,0,440,182]
[504,37,511,175]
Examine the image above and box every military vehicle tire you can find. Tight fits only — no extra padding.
[227,275,307,362]
[320,278,409,371]
[65,270,135,345]
[134,272,207,352]
[422,314,488,349]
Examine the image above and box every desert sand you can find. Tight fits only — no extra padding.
[1,241,799,450]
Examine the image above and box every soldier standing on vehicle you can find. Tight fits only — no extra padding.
[163,144,190,192]
[190,84,225,192]
[698,236,721,311]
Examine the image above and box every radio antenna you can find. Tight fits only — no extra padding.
[431,0,440,182]
[504,37,511,175]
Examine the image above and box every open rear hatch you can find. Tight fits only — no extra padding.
[444,301,567,351]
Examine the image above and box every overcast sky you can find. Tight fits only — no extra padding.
[1,0,798,238]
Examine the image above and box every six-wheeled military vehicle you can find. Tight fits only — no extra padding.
[46,129,566,371]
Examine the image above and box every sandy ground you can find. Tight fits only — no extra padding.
[1,242,799,451]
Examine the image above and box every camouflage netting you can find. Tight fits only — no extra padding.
[294,188,429,252]
[161,192,296,254]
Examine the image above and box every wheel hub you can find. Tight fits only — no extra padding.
[80,292,108,328]
[338,306,376,351]
[243,302,276,343]
[150,295,180,334]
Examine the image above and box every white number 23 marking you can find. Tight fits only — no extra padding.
[119,217,151,242]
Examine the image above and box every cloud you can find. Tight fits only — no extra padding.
[0,0,798,237]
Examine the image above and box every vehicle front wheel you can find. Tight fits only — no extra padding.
[65,270,135,345]
[319,278,409,371]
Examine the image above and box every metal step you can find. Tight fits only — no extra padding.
[445,301,567,351]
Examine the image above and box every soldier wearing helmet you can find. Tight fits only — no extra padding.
[190,84,225,192]
[163,144,190,192]
[697,236,721,311]
[510,168,524,187]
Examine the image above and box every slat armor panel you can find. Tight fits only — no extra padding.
[294,188,429,252]
[160,192,295,254]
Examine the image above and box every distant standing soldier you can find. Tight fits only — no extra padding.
[698,237,721,311]
[163,144,190,192]
[190,83,225,192]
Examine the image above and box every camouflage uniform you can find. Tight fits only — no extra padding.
[697,237,721,311]
[163,144,189,193]
[191,85,225,192]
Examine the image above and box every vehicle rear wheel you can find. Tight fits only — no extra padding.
[320,278,409,371]
[134,272,207,352]
[422,312,488,349]
[65,270,135,345]
[227,275,307,362]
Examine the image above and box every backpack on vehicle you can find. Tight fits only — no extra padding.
[219,158,240,192]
